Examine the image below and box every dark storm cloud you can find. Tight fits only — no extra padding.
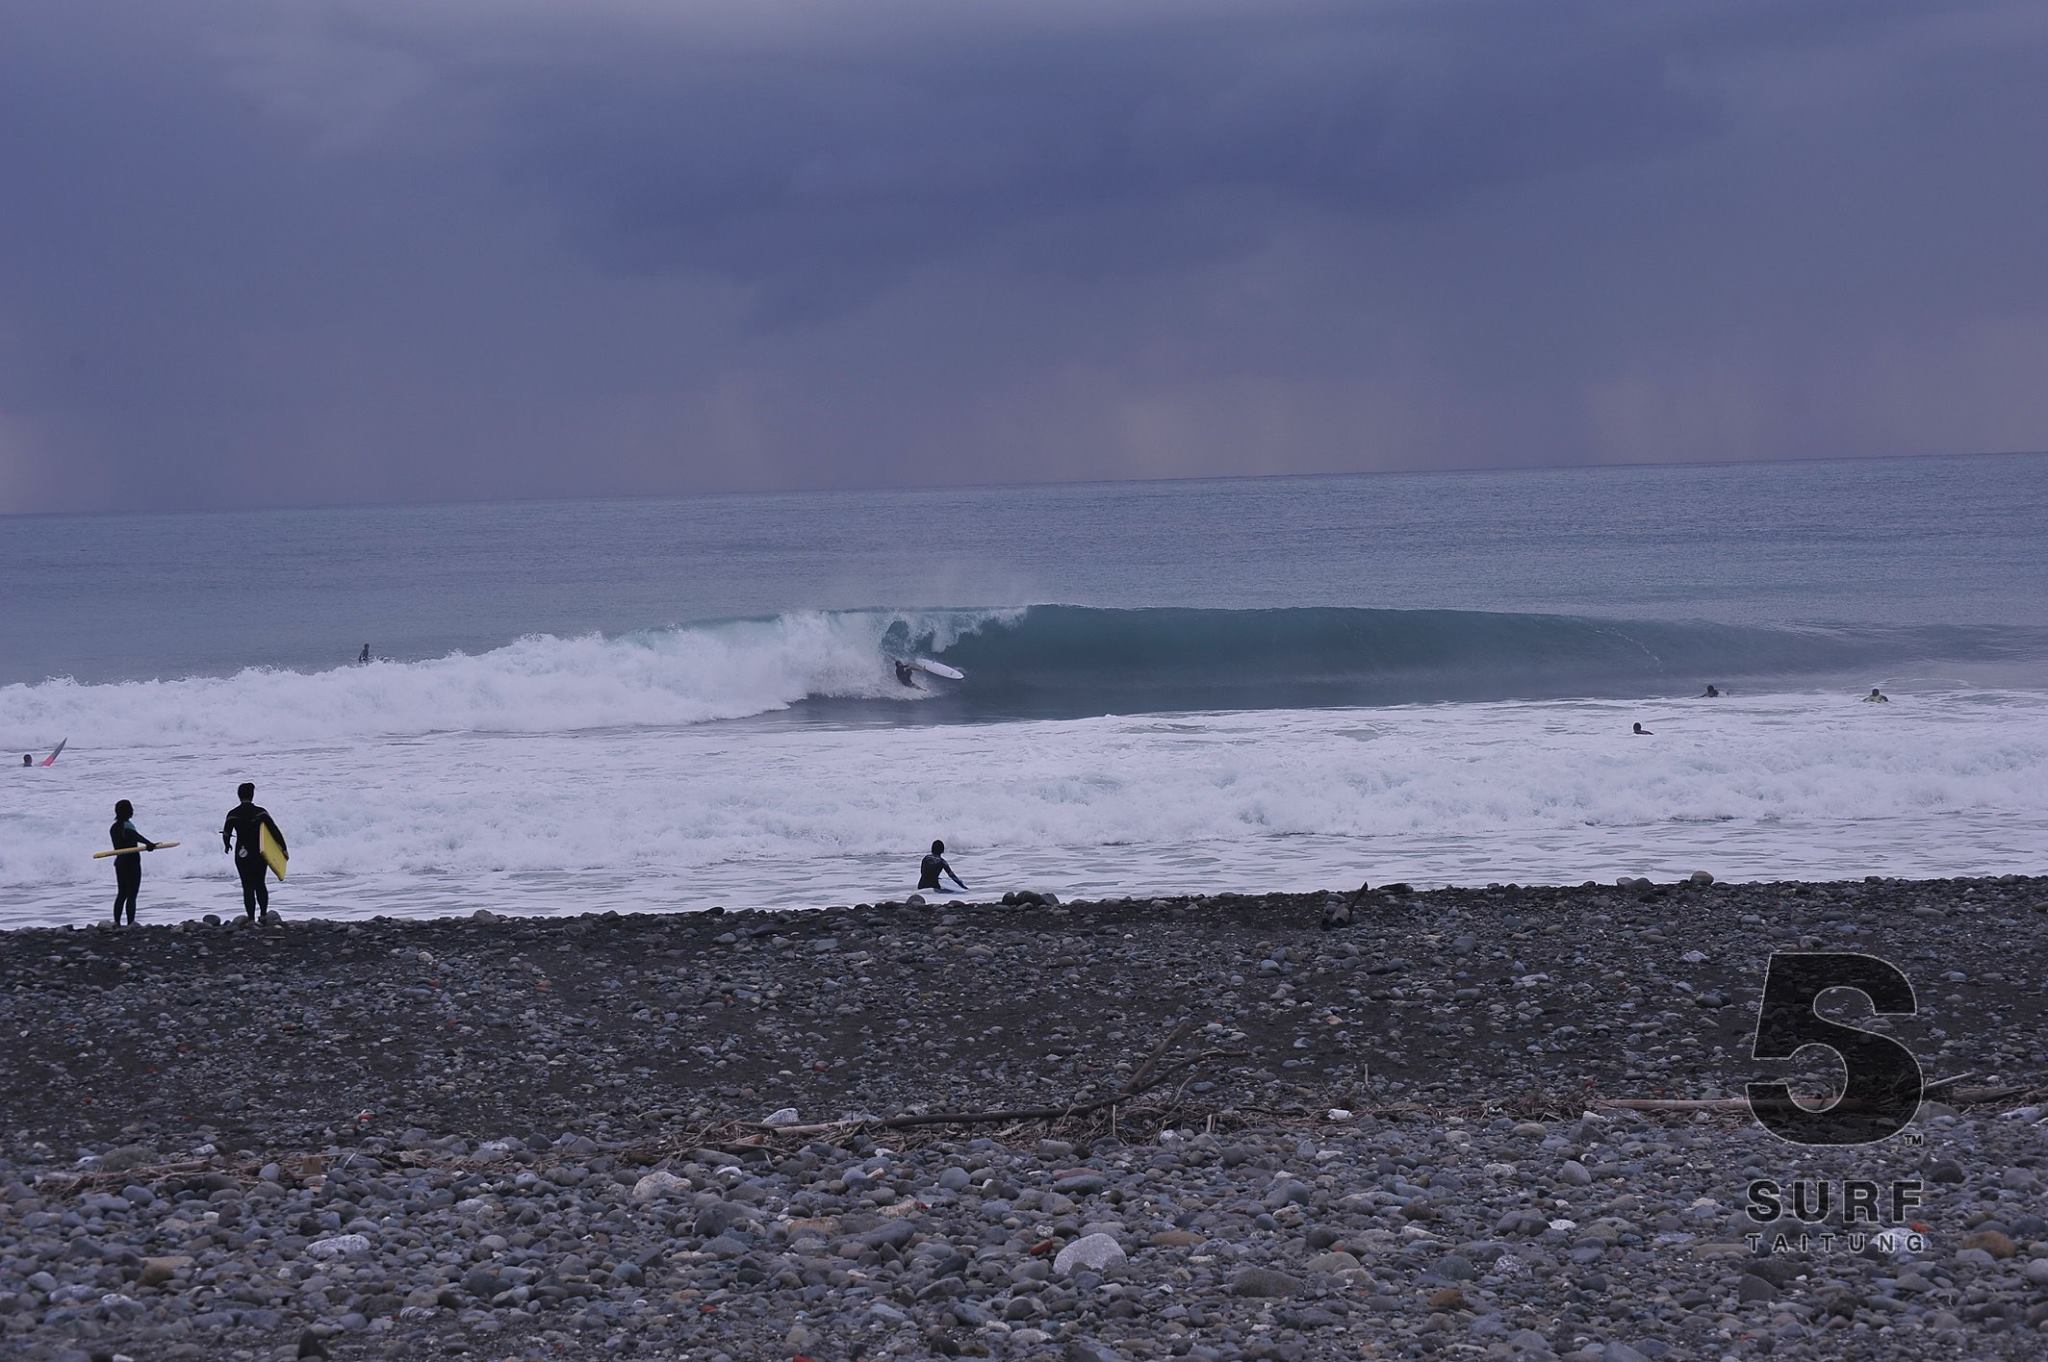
[488,1,1729,290]
[1,0,2044,512]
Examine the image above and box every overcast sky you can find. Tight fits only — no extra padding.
[2,0,2044,512]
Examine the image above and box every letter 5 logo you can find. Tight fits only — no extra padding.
[1746,952,1923,1145]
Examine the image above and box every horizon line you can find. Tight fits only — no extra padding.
[3,446,2043,522]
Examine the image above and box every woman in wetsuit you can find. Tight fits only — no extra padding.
[108,799,159,926]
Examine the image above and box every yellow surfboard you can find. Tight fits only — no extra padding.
[260,823,288,881]
[92,841,181,859]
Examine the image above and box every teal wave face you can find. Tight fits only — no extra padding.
[869,606,2048,717]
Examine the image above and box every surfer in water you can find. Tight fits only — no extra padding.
[1864,687,1889,703]
[1632,722,1652,735]
[1701,684,1721,697]
[221,782,287,922]
[893,658,920,690]
[20,755,29,767]
[918,839,968,893]
[109,799,159,926]
[359,643,371,665]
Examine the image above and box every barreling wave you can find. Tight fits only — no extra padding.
[5,606,2045,748]
[920,606,2048,715]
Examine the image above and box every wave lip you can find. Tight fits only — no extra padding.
[4,604,2046,748]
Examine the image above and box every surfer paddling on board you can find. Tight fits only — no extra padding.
[108,799,159,926]
[918,839,968,894]
[221,782,287,923]
[1632,722,1652,735]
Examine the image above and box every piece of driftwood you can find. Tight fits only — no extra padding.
[1123,1018,1196,1096]
[722,1049,1248,1141]
[674,1018,1240,1150]
[1593,1083,2035,1114]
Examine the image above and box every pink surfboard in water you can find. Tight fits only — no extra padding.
[39,738,65,767]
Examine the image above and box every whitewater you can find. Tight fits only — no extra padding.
[5,455,2046,927]
[4,612,2046,929]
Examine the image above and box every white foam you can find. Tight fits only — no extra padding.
[0,610,1004,749]
[4,689,2044,927]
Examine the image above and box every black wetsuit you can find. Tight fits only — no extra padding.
[109,818,155,924]
[918,853,960,892]
[221,801,285,919]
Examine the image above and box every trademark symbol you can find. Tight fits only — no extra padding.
[1902,1131,1925,1148]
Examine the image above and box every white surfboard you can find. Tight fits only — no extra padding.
[913,657,964,681]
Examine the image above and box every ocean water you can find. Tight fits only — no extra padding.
[3,454,2046,928]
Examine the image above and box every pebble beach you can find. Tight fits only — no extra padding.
[3,876,2046,1361]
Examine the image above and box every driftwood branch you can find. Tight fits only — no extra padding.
[1592,1097,1751,1113]
[730,1044,1248,1140]
[1592,1082,2035,1114]
[1124,1018,1196,1097]
[683,1020,1236,1147]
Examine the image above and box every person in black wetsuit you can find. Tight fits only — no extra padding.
[221,782,286,921]
[893,659,920,689]
[20,755,29,767]
[1632,722,1652,735]
[359,643,371,665]
[108,799,158,925]
[1701,684,1721,698]
[917,839,968,893]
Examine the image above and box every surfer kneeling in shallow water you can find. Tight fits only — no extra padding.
[918,839,967,894]
[893,659,920,690]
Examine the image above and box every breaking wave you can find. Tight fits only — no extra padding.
[5,605,2045,749]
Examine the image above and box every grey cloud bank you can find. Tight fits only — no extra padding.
[1,0,2044,512]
